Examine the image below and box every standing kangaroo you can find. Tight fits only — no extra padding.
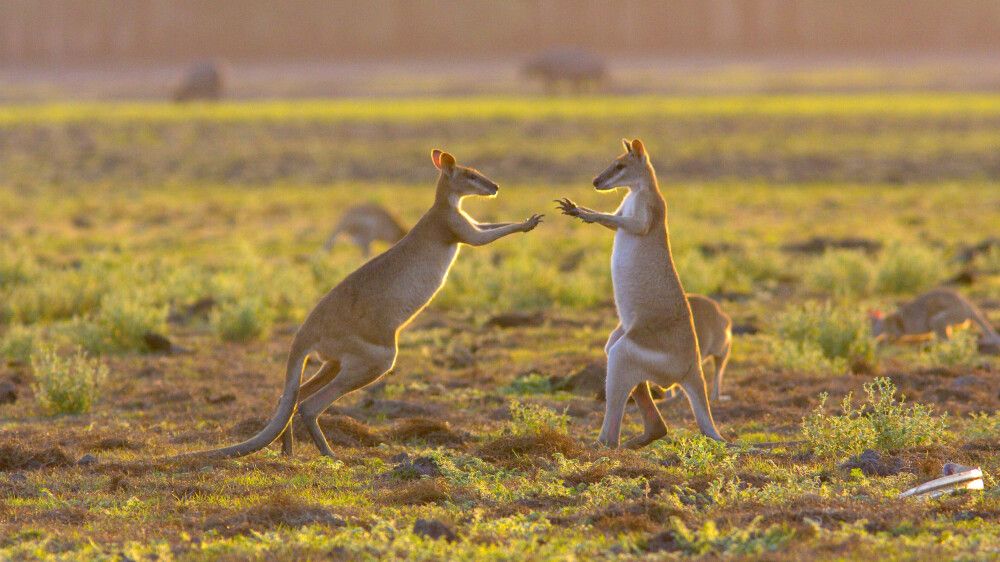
[173,150,542,460]
[870,288,1000,344]
[557,139,724,448]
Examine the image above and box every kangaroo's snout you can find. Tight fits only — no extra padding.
[592,178,600,187]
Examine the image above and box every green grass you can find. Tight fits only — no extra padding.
[0,92,998,560]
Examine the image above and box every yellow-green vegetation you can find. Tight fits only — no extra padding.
[1,94,999,560]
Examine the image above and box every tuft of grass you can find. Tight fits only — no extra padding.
[801,377,947,459]
[803,250,874,298]
[666,517,795,557]
[503,373,553,395]
[920,331,979,368]
[773,301,877,374]
[213,298,273,342]
[507,400,569,437]
[31,345,109,416]
[648,434,739,475]
[875,244,944,294]
[92,291,168,352]
[1,324,38,364]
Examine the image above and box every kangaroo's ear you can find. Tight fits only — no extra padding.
[622,138,632,154]
[431,150,456,172]
[630,138,646,158]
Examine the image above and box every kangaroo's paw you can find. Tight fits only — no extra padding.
[623,426,668,450]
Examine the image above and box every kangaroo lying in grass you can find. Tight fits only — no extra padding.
[557,139,724,448]
[323,203,407,257]
[870,288,1000,344]
[173,150,542,460]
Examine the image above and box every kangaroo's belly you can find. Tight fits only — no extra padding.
[611,232,680,327]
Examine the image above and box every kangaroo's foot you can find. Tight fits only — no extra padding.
[623,424,668,449]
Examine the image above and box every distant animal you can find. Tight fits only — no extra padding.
[869,288,1000,344]
[523,48,607,94]
[324,203,408,257]
[557,139,724,449]
[683,294,732,402]
[173,61,226,102]
[169,149,543,461]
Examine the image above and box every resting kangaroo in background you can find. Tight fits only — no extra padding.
[870,288,1000,344]
[557,139,724,448]
[323,203,408,257]
[171,150,543,461]
[663,294,732,402]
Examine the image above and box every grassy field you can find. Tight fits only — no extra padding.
[2,95,1000,560]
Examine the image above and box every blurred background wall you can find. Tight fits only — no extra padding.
[2,0,998,64]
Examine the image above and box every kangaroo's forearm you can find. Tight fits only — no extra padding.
[596,213,650,235]
[476,222,513,230]
[460,223,522,246]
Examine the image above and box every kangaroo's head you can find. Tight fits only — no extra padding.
[868,309,901,341]
[593,138,652,191]
[432,149,499,201]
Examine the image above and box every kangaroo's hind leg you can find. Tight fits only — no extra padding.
[298,346,396,457]
[598,342,642,448]
[280,360,341,456]
[678,368,724,442]
[623,381,669,449]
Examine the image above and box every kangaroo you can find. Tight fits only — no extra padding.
[172,150,542,461]
[636,294,733,403]
[323,203,408,257]
[557,139,724,448]
[869,288,1000,344]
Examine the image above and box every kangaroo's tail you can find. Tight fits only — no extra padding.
[164,339,310,461]
[967,301,1000,343]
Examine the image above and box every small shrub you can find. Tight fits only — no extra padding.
[92,291,168,352]
[773,301,877,374]
[667,516,794,556]
[768,337,845,376]
[508,400,569,436]
[31,345,109,415]
[1,324,38,364]
[875,244,944,295]
[802,377,947,459]
[503,373,553,395]
[213,298,272,342]
[803,250,874,298]
[649,434,739,475]
[966,412,1000,441]
[920,331,978,368]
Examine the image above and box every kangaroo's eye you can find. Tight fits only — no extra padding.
[614,163,625,171]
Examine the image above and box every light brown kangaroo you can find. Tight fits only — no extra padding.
[639,294,733,403]
[557,139,724,448]
[172,150,542,460]
[870,288,1000,344]
[323,203,408,257]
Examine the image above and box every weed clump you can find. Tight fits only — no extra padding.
[802,377,947,459]
[875,244,944,294]
[91,291,168,352]
[803,250,874,298]
[213,298,272,342]
[772,301,877,374]
[920,331,978,368]
[1,324,38,364]
[31,345,108,415]
[477,400,582,466]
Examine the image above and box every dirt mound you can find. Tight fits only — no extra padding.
[383,418,464,446]
[203,493,345,537]
[485,311,545,329]
[358,398,446,420]
[840,449,906,476]
[380,477,455,505]
[477,429,584,467]
[412,518,458,542]
[387,454,442,481]
[781,236,882,255]
[292,414,381,447]
[91,437,140,451]
[0,443,74,471]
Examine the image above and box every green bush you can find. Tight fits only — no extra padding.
[768,337,844,376]
[92,291,168,352]
[31,345,109,415]
[875,244,944,294]
[213,298,273,342]
[507,400,569,436]
[773,301,877,374]
[503,373,553,395]
[802,377,947,459]
[803,250,874,298]
[1,324,38,364]
[920,331,979,368]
